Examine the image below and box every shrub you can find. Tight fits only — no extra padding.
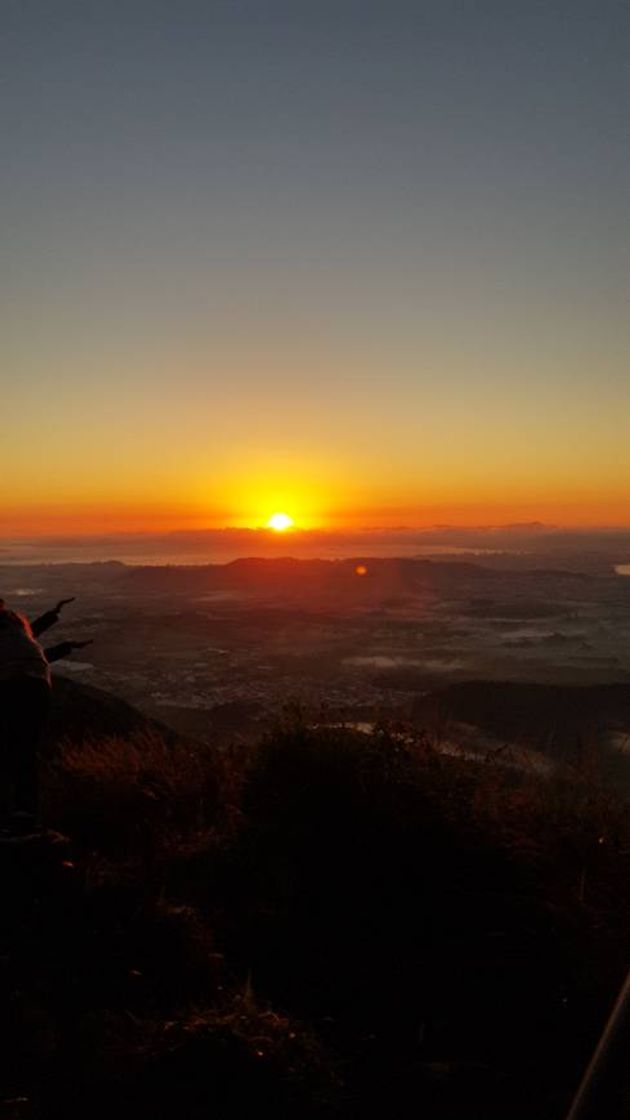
[44,997,340,1120]
[210,721,630,1118]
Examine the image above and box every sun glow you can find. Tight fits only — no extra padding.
[267,512,295,532]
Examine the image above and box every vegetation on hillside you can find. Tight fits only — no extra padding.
[2,709,630,1118]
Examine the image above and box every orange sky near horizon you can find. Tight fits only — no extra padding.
[4,488,630,539]
[4,372,630,536]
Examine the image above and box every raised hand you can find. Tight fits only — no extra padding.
[54,597,76,613]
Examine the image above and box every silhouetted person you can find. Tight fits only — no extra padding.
[0,604,52,826]
[0,599,92,830]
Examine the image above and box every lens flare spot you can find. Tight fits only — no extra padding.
[355,564,368,576]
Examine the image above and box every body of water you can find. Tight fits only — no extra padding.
[0,536,508,567]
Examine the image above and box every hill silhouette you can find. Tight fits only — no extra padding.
[414,680,630,758]
[117,556,497,599]
[45,674,192,751]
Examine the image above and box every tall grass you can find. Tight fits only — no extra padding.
[4,717,630,1117]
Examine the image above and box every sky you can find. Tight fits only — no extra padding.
[2,0,629,535]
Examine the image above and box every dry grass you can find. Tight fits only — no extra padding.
[4,717,630,1118]
[42,730,222,859]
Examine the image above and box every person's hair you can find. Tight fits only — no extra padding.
[0,607,33,636]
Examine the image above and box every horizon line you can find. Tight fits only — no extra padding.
[6,521,630,544]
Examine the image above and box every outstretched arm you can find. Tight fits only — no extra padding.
[31,597,76,637]
[45,638,93,664]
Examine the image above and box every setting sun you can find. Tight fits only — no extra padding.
[267,512,295,532]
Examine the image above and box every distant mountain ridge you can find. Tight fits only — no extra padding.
[113,555,595,598]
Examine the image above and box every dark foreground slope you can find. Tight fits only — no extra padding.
[45,674,191,750]
[2,682,630,1118]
